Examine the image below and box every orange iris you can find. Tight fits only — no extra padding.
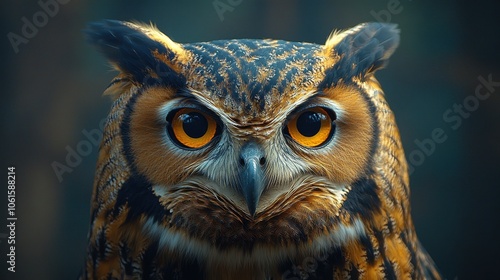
[287,107,333,147]
[170,108,217,149]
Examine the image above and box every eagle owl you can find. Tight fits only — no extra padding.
[81,20,441,280]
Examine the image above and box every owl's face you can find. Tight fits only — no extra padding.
[87,21,400,267]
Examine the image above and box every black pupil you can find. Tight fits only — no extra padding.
[180,112,207,138]
[297,111,325,137]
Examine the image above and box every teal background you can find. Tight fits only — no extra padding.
[1,0,499,279]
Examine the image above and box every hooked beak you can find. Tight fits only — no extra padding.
[238,141,266,216]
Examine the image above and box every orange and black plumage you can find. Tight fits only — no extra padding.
[80,20,441,280]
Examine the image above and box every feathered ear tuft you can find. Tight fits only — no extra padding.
[85,20,187,95]
[321,22,400,87]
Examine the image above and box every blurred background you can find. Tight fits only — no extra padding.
[1,0,499,279]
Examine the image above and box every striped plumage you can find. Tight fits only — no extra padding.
[81,20,440,279]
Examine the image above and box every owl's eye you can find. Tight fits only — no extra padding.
[285,107,336,148]
[167,108,219,149]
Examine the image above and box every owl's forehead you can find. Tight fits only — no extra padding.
[180,39,327,118]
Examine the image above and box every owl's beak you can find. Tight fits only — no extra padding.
[238,141,266,217]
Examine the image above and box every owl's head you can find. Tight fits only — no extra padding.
[86,20,400,266]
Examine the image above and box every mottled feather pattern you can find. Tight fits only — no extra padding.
[81,20,441,279]
[183,40,327,116]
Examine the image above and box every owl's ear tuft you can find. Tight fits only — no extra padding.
[321,23,399,87]
[85,20,186,91]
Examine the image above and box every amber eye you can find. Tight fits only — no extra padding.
[167,108,218,149]
[285,107,336,148]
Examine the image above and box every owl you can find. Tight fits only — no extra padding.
[80,20,441,280]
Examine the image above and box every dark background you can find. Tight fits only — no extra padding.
[1,0,499,279]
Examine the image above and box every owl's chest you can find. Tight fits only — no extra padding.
[156,249,339,280]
